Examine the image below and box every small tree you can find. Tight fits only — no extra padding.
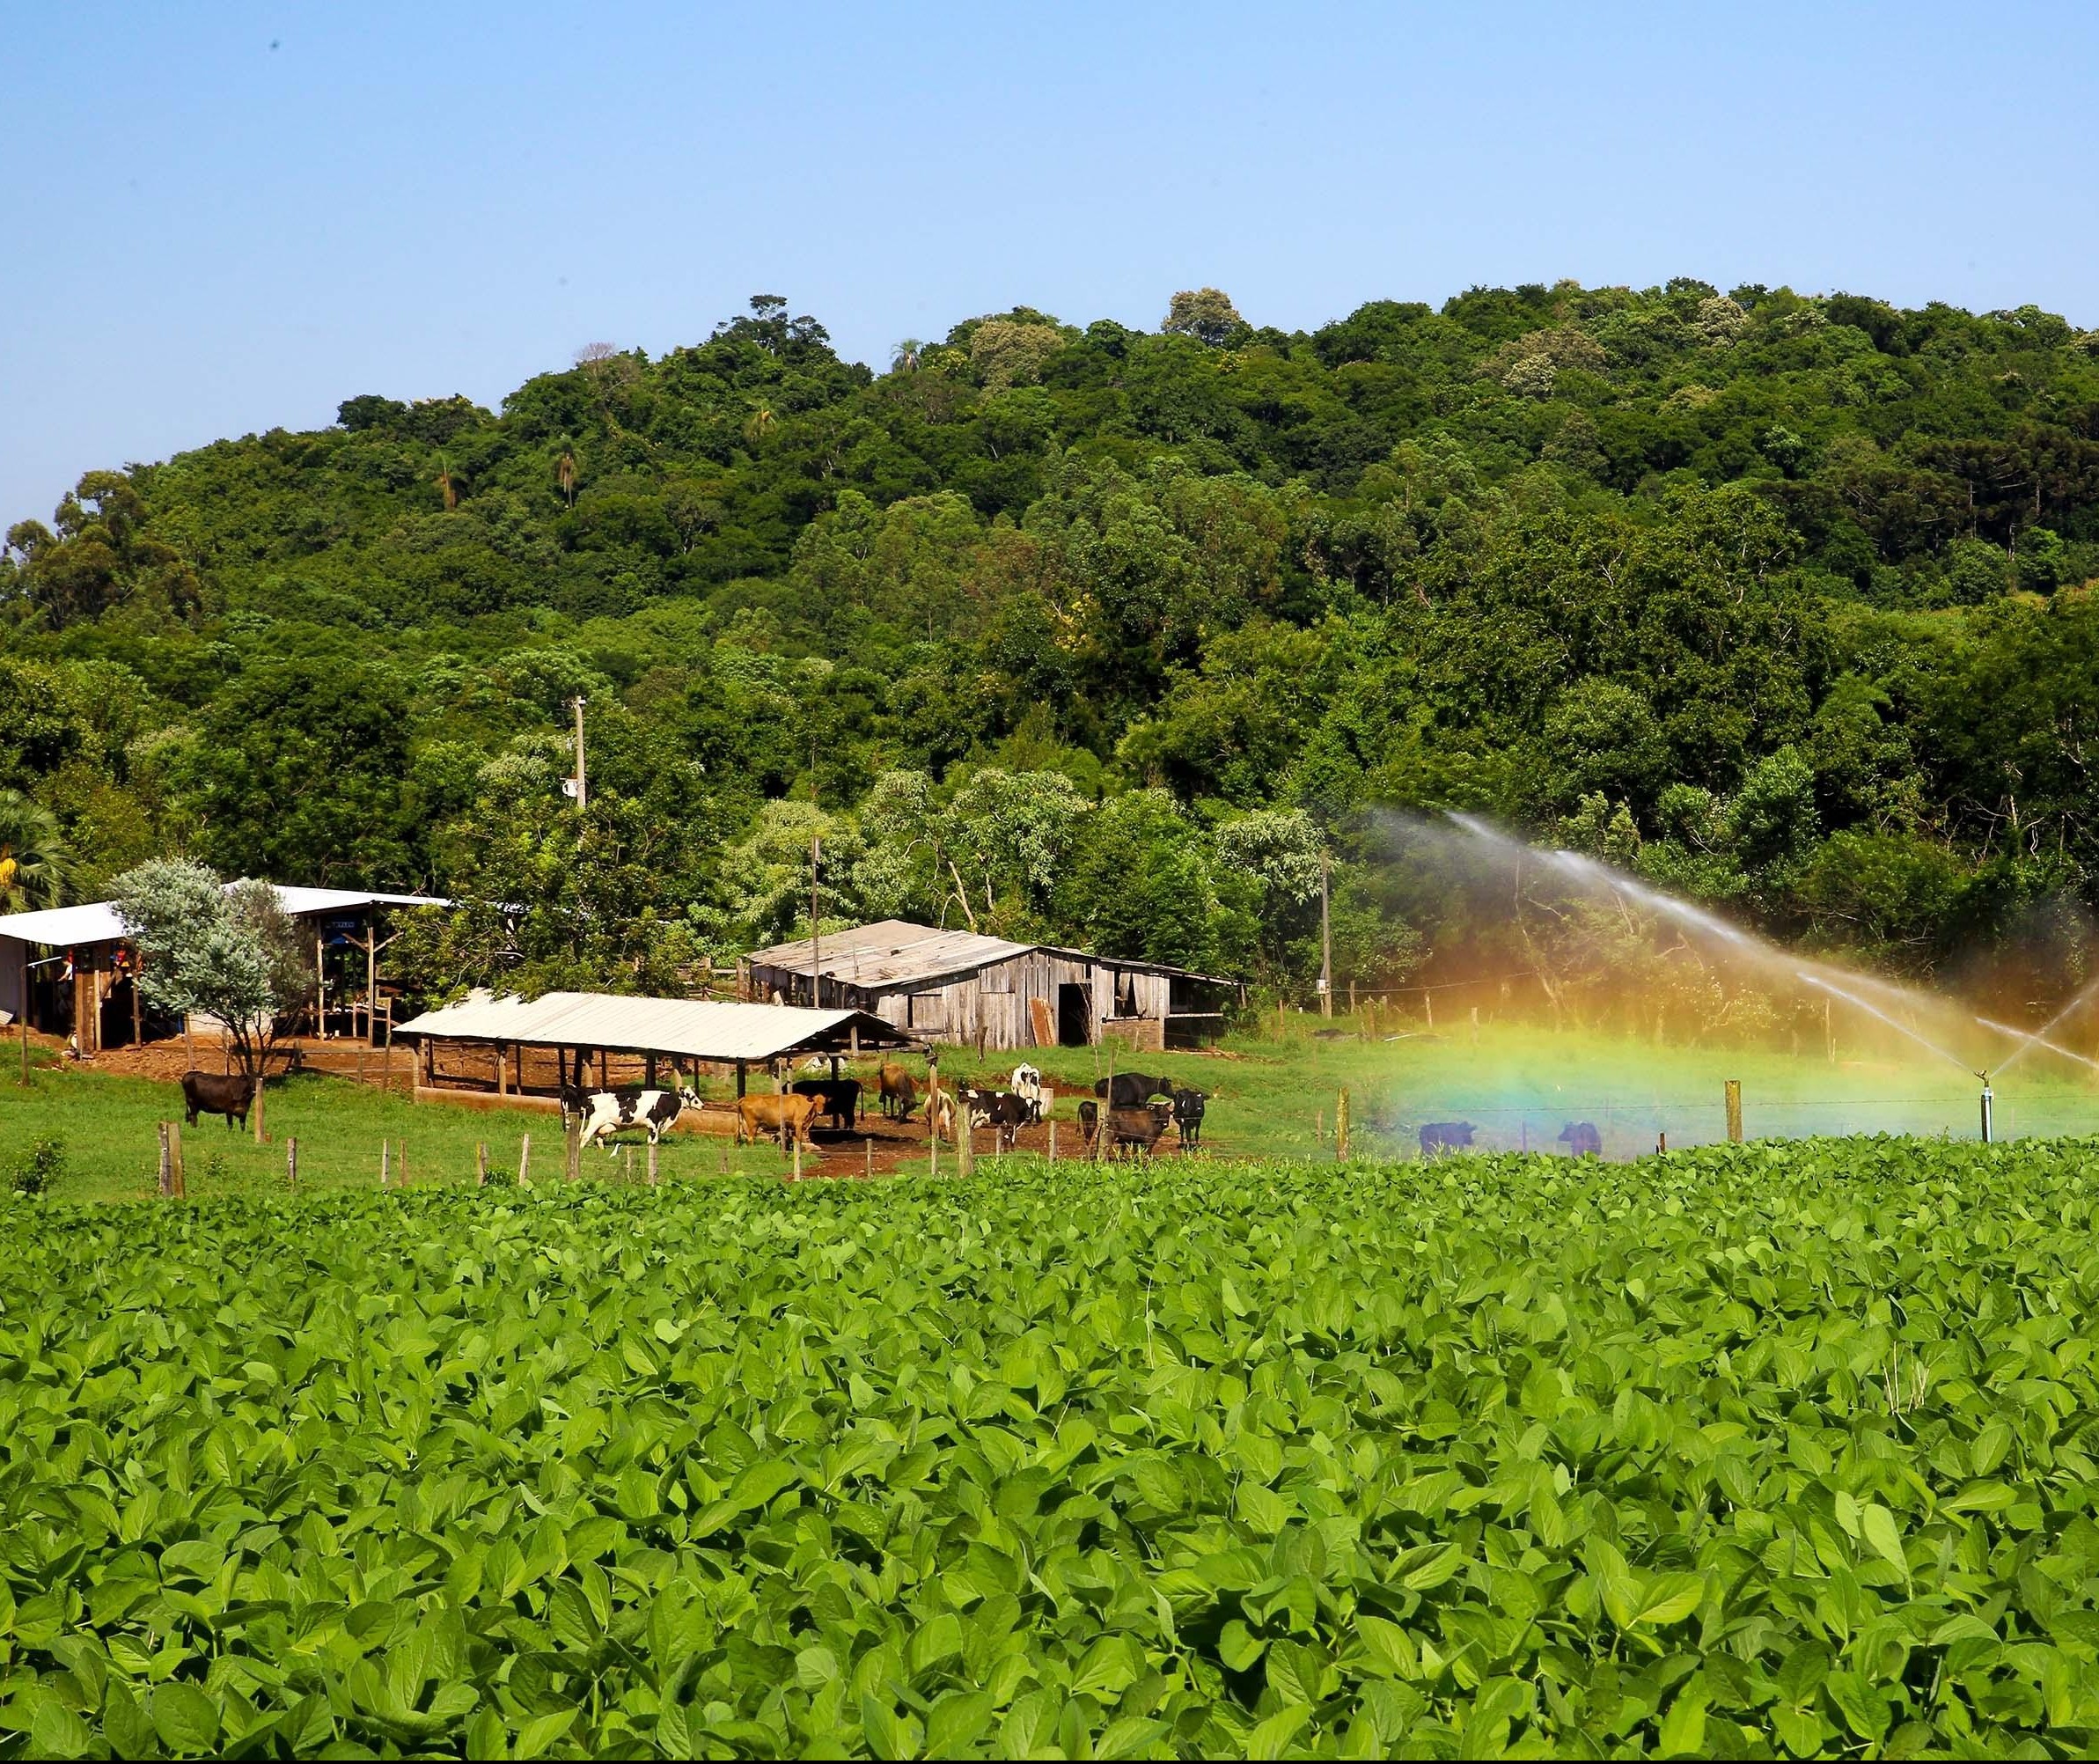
[112,859,313,1142]
[1160,288,1245,348]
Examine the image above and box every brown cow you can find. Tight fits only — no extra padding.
[1078,1099,1173,1156]
[877,1063,920,1121]
[180,1069,255,1130]
[736,1092,818,1151]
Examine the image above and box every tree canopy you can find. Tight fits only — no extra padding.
[8,280,2099,997]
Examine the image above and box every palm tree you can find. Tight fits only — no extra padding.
[889,338,925,373]
[555,448,579,507]
[0,791,71,913]
[743,406,777,448]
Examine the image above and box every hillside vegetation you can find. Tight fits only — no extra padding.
[4,283,2099,1000]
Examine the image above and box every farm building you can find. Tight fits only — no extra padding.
[395,989,922,1108]
[742,919,1240,1052]
[0,885,446,1055]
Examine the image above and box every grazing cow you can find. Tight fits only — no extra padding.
[1171,1087,1207,1149]
[180,1069,255,1130]
[1078,1099,1174,1155]
[736,1091,819,1151]
[877,1063,921,1121]
[1419,1121,1476,1156]
[958,1087,1032,1150]
[791,1077,862,1131]
[1557,1121,1604,1158]
[576,1079,703,1153]
[1009,1063,1047,1124]
[1092,1071,1173,1108]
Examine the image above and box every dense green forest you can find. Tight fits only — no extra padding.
[4,280,2098,1005]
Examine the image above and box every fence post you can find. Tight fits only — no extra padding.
[518,1132,532,1187]
[158,1121,172,1197]
[286,1136,297,1193]
[564,1118,582,1183]
[649,1140,660,1186]
[1336,1088,1350,1161]
[1724,1079,1743,1143]
[958,1116,975,1179]
[623,1144,633,1184]
[380,1141,389,1187]
[476,1141,488,1187]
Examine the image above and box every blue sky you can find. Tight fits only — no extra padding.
[5,1,2095,527]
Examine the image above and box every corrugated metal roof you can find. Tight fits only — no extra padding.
[0,885,448,949]
[748,919,1035,989]
[395,989,919,1062]
[746,917,1238,990]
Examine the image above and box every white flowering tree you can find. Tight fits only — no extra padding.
[111,859,312,1141]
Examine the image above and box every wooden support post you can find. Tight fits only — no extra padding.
[17,939,27,1087]
[168,1120,184,1198]
[476,1141,488,1187]
[518,1133,532,1187]
[565,1118,582,1184]
[380,1140,390,1187]
[1724,1079,1743,1143]
[1318,850,1332,1018]
[1336,1089,1350,1161]
[365,920,377,1037]
[958,1114,975,1179]
[286,1136,298,1192]
[1656,1131,1669,1155]
[130,974,142,1048]
[315,933,326,1038]
[623,1145,633,1184]
[496,1044,509,1096]
[648,1140,659,1187]
[1424,990,1435,1032]
[736,1061,748,1099]
[158,1121,172,1197]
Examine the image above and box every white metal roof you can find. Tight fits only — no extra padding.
[0,885,447,949]
[395,989,919,1062]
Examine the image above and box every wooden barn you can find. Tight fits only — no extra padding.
[741,919,1240,1052]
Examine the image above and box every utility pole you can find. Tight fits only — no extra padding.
[1318,849,1332,1018]
[569,696,587,811]
[810,833,822,1009]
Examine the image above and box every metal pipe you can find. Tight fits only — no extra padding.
[1979,1082,1995,1144]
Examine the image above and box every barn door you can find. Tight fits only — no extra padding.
[1057,983,1093,1047]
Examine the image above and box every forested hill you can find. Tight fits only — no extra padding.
[4,281,2099,1003]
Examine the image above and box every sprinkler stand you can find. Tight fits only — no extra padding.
[1978,1080,1994,1144]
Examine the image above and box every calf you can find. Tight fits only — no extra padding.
[736,1091,818,1151]
[1009,1063,1047,1124]
[877,1063,921,1121]
[1170,1086,1207,1149]
[1092,1071,1172,1108]
[1557,1121,1603,1158]
[1419,1121,1475,1156]
[180,1069,255,1131]
[576,1081,702,1153]
[1078,1099,1174,1156]
[790,1077,861,1131]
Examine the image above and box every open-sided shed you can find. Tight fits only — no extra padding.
[0,885,446,1055]
[742,918,1240,1052]
[395,989,923,1106]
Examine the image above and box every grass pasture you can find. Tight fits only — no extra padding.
[0,1015,2095,1201]
[5,1140,2099,1755]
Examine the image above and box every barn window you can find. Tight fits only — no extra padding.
[906,991,947,1031]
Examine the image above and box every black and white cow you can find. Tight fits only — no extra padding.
[574,1078,704,1153]
[1009,1063,1047,1124]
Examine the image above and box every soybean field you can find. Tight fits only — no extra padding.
[4,1141,2099,1756]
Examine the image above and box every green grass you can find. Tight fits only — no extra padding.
[7,1139,2099,1755]
[3,1014,2093,1201]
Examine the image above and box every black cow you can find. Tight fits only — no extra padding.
[958,1087,1031,1150]
[1557,1121,1603,1158]
[790,1077,862,1131]
[1419,1121,1475,1156]
[1079,1099,1173,1155]
[1171,1087,1207,1149]
[1092,1071,1172,1108]
[180,1070,255,1130]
